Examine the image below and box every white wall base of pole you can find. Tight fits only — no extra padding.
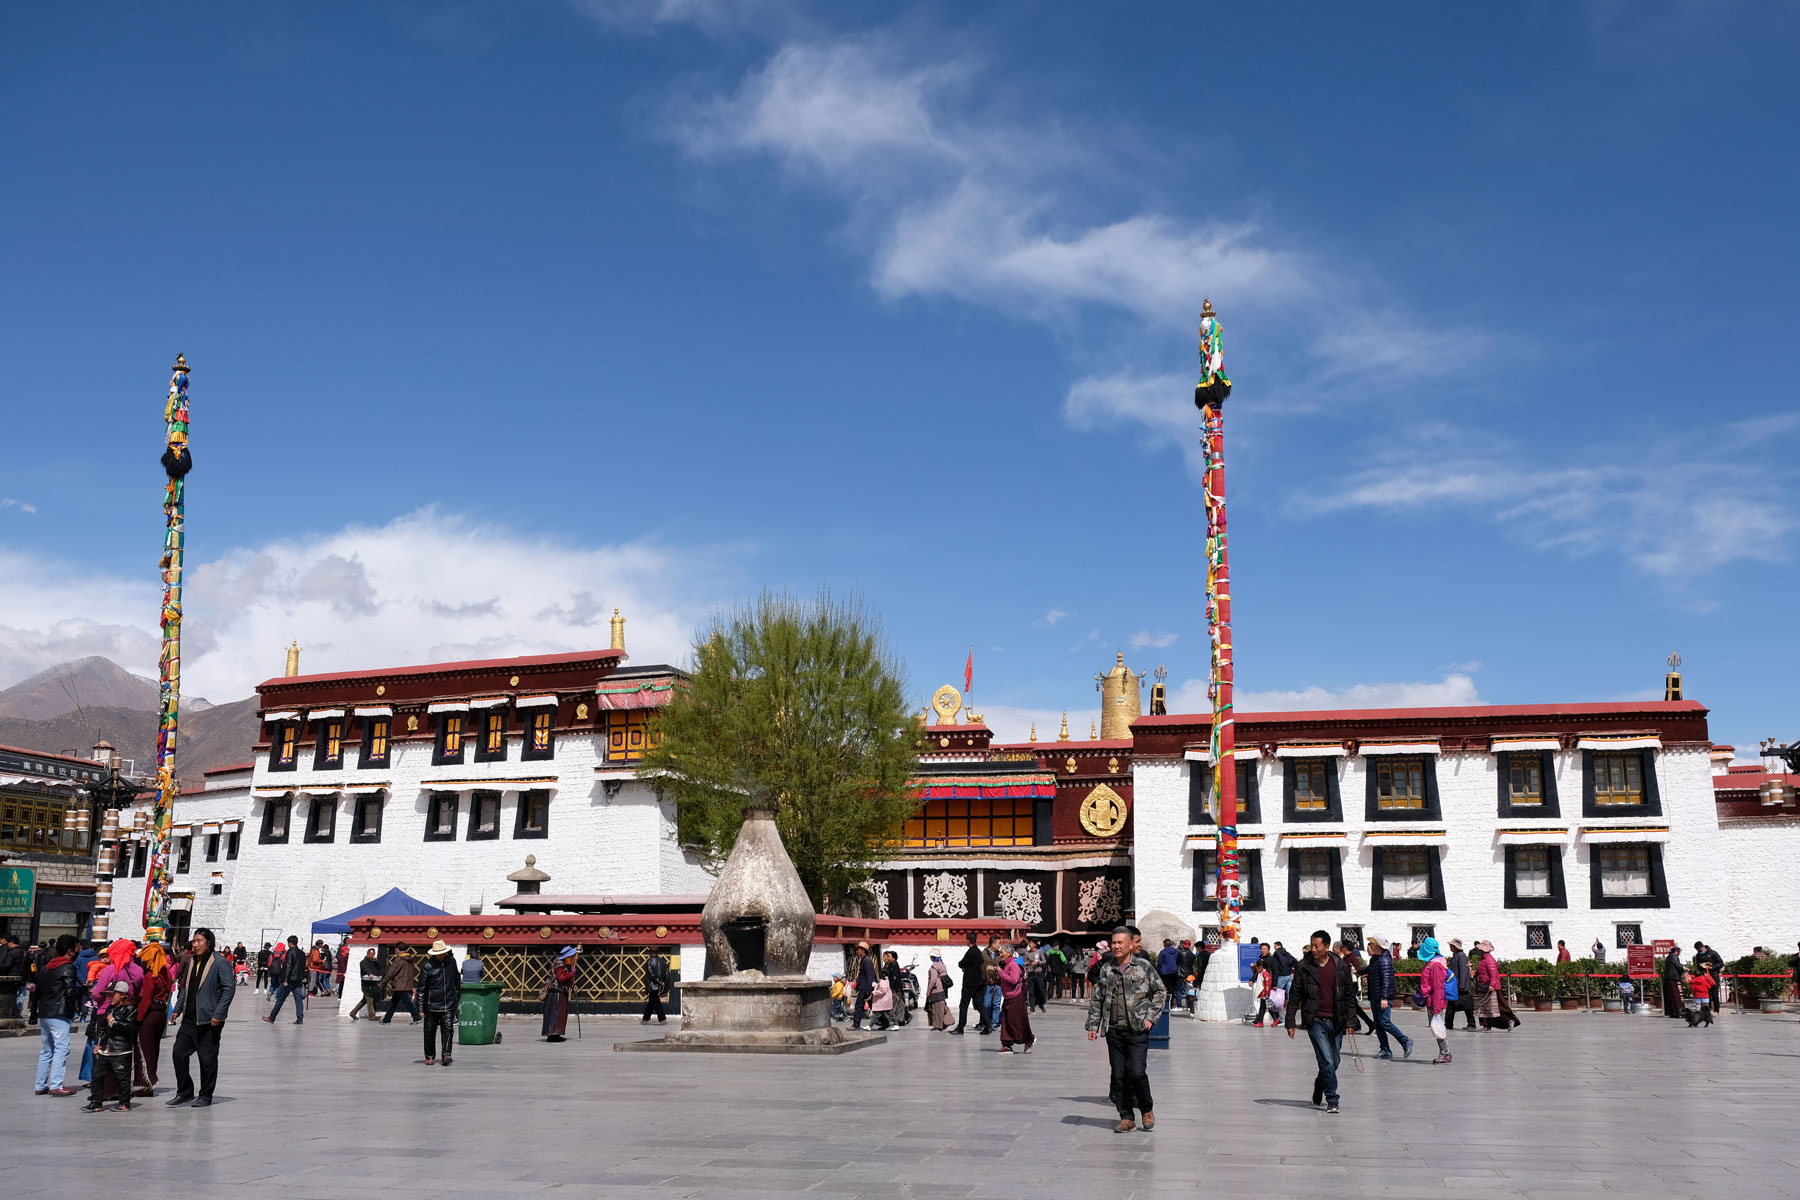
[1193,953,1254,1022]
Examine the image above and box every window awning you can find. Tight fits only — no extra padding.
[261,711,299,723]
[594,680,675,710]
[1361,830,1448,849]
[1183,747,1263,762]
[1184,831,1265,847]
[1277,830,1347,848]
[1491,736,1560,752]
[1276,743,1347,758]
[419,777,559,791]
[912,773,1057,801]
[1494,826,1572,845]
[201,822,221,833]
[427,701,470,714]
[223,820,243,832]
[343,783,389,795]
[1577,735,1662,751]
[353,706,393,718]
[1580,825,1671,844]
[1359,741,1440,757]
[516,695,558,709]
[251,788,295,798]
[469,697,510,709]
[301,788,340,798]
[308,709,345,721]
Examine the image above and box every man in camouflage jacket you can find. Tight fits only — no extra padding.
[1086,927,1166,1133]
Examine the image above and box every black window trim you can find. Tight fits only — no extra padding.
[314,718,345,771]
[424,792,460,843]
[175,835,192,874]
[1191,845,1265,912]
[1363,754,1443,822]
[1370,844,1447,911]
[268,721,300,773]
[433,712,468,767]
[204,832,220,863]
[1188,758,1262,825]
[1503,843,1568,909]
[350,789,385,845]
[521,707,556,763]
[513,788,551,840]
[226,829,240,860]
[1580,748,1663,819]
[1496,749,1561,818]
[259,794,292,845]
[1287,845,1346,911]
[359,716,391,770]
[1589,841,1670,909]
[1282,756,1343,823]
[473,709,509,764]
[467,789,503,841]
[303,794,337,844]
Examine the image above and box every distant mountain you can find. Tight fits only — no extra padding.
[0,657,254,782]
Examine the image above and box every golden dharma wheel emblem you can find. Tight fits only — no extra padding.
[539,926,552,939]
[1079,783,1128,837]
[426,927,439,939]
[930,684,961,724]
[481,927,495,940]
[654,925,668,938]
[376,685,386,696]
[510,675,520,686]
[369,926,382,940]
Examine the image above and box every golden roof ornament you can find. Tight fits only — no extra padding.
[284,641,301,677]
[1029,722,1037,742]
[930,684,963,726]
[1090,719,1098,739]
[610,608,627,652]
[1057,712,1070,742]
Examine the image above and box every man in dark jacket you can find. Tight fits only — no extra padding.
[255,943,271,992]
[1362,937,1412,1059]
[32,935,81,1095]
[265,934,309,1024]
[1693,942,1725,1013]
[348,949,385,1021]
[850,943,877,1030]
[380,945,422,1024]
[1270,942,1298,994]
[1662,947,1685,1018]
[642,950,670,1024]
[417,940,460,1066]
[952,932,987,1035]
[1286,931,1356,1114]
[168,927,234,1107]
[1444,939,1476,1030]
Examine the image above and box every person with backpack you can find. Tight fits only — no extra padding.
[1417,935,1455,1064]
[641,949,670,1025]
[1362,937,1413,1059]
[1270,941,1298,997]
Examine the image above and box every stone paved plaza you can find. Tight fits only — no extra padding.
[6,999,1798,1199]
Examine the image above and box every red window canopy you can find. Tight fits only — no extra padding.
[913,774,1056,801]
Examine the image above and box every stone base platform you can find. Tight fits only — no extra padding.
[1193,962,1253,1023]
[613,974,887,1055]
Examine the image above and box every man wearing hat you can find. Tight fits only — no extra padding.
[850,942,877,1030]
[1443,939,1475,1030]
[542,946,578,1041]
[417,939,461,1066]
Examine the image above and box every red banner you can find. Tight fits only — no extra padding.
[1653,939,1676,956]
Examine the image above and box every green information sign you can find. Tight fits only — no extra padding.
[0,866,36,916]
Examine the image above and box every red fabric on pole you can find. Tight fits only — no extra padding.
[964,649,973,695]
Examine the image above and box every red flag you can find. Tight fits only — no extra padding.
[964,647,973,695]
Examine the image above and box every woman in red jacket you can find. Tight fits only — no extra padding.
[541,946,577,1042]
[132,942,174,1096]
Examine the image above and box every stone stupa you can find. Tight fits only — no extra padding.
[617,806,884,1054]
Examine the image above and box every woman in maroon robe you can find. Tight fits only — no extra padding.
[132,942,173,1096]
[541,946,577,1041]
[997,943,1034,1053]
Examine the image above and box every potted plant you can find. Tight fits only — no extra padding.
[1508,958,1555,1010]
[1743,955,1792,1013]
[1599,978,1624,1012]
[1561,957,1603,1008]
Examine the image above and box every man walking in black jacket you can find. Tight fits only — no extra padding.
[417,940,461,1066]
[951,932,988,1035]
[642,950,670,1024]
[264,934,308,1024]
[1286,930,1355,1114]
[1693,942,1725,1013]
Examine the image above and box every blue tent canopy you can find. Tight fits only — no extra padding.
[312,887,449,936]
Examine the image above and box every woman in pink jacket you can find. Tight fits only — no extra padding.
[1418,936,1452,1064]
[997,942,1034,1053]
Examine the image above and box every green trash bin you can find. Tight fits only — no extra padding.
[458,981,503,1046]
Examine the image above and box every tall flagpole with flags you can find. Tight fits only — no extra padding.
[142,354,192,944]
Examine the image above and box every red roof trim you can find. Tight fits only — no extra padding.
[0,744,105,767]
[1134,700,1706,727]
[256,649,624,690]
[991,739,1133,752]
[204,762,254,776]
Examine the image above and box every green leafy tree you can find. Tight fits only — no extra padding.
[641,590,921,908]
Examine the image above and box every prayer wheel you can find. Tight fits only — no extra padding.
[101,809,120,839]
[94,880,113,909]
[90,914,109,942]
[96,844,116,876]
[134,809,148,831]
[63,809,77,833]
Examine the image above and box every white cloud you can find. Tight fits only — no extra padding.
[0,509,727,701]
[1064,372,1207,473]
[570,0,795,36]
[1128,630,1178,649]
[1,498,37,514]
[977,704,1099,745]
[1034,607,1068,628]
[1170,672,1482,715]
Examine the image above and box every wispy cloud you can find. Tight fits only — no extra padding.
[1293,418,1798,582]
[1172,672,1483,715]
[1,498,37,514]
[1034,607,1068,629]
[1128,630,1178,649]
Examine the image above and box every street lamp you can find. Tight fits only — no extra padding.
[84,755,146,943]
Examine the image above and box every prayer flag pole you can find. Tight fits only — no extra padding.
[142,354,193,944]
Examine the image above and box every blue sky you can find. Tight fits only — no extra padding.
[2,2,1795,755]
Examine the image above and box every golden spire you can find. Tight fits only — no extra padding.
[610,608,626,652]
[1029,722,1037,742]
[284,641,301,677]
[1057,712,1070,742]
[1090,719,1098,739]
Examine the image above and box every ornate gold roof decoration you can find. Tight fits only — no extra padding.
[1057,712,1070,741]
[1029,722,1037,742]
[610,608,627,652]
[931,684,963,726]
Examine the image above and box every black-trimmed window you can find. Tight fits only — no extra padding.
[1371,846,1445,911]
[1590,843,1668,908]
[1581,750,1662,818]
[1192,847,1264,912]
[1365,756,1441,821]
[226,830,240,860]
[1283,758,1342,822]
[269,723,299,772]
[1504,844,1567,908]
[468,790,502,840]
[523,708,555,761]
[204,832,220,863]
[1614,922,1642,948]
[1496,750,1560,818]
[514,789,550,839]
[434,713,467,766]
[360,718,390,769]
[475,710,507,763]
[1189,759,1261,825]
[424,792,459,842]
[259,796,291,845]
[350,792,383,844]
[131,842,148,876]
[304,795,336,844]
[176,836,191,873]
[1338,925,1364,952]
[1525,923,1552,951]
[1288,847,1345,910]
[315,719,344,770]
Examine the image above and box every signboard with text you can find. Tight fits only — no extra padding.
[1652,939,1676,957]
[1627,944,1656,979]
[0,866,36,916]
